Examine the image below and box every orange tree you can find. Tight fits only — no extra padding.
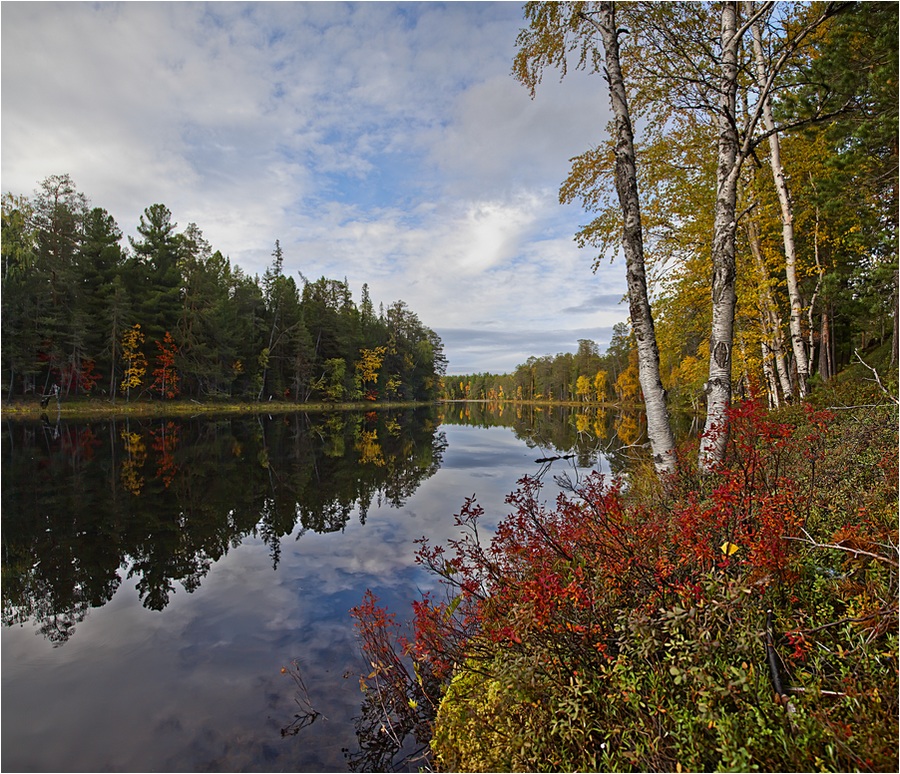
[151,331,179,399]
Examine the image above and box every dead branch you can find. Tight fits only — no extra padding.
[783,529,900,568]
[854,349,899,405]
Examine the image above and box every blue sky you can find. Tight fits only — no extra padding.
[1,1,630,374]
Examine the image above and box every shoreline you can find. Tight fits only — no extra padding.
[0,397,440,421]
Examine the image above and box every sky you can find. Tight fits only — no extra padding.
[1,0,628,375]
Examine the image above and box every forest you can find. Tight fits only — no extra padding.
[444,325,635,404]
[447,1,897,424]
[1,183,447,405]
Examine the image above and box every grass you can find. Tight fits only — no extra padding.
[0,395,436,420]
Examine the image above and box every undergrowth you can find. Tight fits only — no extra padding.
[350,379,898,772]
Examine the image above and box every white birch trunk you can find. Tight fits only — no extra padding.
[746,216,793,402]
[699,2,741,472]
[751,15,810,397]
[759,324,780,408]
[598,2,676,477]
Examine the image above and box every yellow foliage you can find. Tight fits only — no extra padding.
[575,374,592,402]
[355,429,385,467]
[616,412,641,446]
[120,429,146,496]
[431,666,537,772]
[575,411,592,434]
[355,345,387,385]
[593,407,608,440]
[615,349,641,404]
[120,324,147,395]
[593,369,608,402]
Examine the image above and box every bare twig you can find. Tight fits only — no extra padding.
[786,687,846,697]
[854,349,899,405]
[784,529,900,568]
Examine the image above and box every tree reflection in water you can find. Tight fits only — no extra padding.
[279,660,322,738]
[1,408,446,645]
[441,400,665,476]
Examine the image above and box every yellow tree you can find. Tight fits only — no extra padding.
[120,324,147,402]
[575,374,592,403]
[614,348,641,404]
[355,345,387,401]
[593,369,608,403]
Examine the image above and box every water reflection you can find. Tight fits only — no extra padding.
[441,400,655,474]
[2,408,446,644]
[1,403,680,772]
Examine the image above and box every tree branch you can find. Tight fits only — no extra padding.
[783,528,900,568]
[854,348,899,405]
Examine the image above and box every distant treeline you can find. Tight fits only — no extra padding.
[1,176,447,403]
[444,324,639,405]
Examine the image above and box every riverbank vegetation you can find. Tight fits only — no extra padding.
[352,366,897,771]
[0,395,439,421]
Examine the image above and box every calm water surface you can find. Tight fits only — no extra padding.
[2,404,639,772]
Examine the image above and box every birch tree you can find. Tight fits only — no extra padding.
[750,5,809,398]
[605,1,843,468]
[583,2,676,475]
[514,1,676,477]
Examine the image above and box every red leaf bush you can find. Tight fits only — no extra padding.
[351,395,898,771]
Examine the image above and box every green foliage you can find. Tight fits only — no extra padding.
[322,358,347,403]
[1,176,445,404]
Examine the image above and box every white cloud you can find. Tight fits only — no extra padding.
[1,1,628,373]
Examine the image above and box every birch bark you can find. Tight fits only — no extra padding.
[751,13,810,397]
[746,216,793,402]
[699,2,742,471]
[597,2,676,476]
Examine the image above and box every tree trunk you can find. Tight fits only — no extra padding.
[819,306,832,381]
[807,199,825,377]
[893,268,899,367]
[700,2,741,472]
[597,2,676,477]
[746,216,793,402]
[751,15,810,397]
[759,326,780,408]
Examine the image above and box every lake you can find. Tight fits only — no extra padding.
[1,403,647,772]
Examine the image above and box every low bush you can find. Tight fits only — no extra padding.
[351,387,898,772]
